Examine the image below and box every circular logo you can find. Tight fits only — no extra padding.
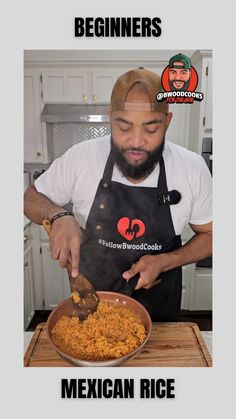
[161,65,199,92]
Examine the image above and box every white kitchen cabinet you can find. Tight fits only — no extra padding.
[181,228,194,310]
[41,67,131,104]
[91,68,119,103]
[41,68,90,103]
[91,67,142,103]
[181,264,193,310]
[189,268,212,310]
[188,50,212,153]
[29,223,44,309]
[29,224,71,310]
[181,226,212,311]
[24,68,52,163]
[181,265,212,311]
[202,60,212,132]
[24,69,43,162]
[24,235,35,330]
[40,242,71,309]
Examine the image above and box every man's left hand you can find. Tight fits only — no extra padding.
[122,254,164,290]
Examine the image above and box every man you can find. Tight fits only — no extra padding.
[168,53,192,91]
[24,67,212,321]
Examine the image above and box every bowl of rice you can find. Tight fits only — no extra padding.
[46,291,152,367]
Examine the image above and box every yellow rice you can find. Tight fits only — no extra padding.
[71,291,81,303]
[51,302,147,360]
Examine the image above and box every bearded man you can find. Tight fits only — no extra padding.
[24,67,212,321]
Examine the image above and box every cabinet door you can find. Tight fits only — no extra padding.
[189,268,212,310]
[91,68,125,103]
[24,69,44,163]
[42,69,90,103]
[181,265,193,310]
[92,66,170,103]
[41,243,71,309]
[24,246,35,330]
[203,60,212,132]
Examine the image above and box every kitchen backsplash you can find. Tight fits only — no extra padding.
[24,121,111,184]
[51,122,110,158]
[24,120,111,219]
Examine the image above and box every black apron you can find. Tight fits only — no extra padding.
[79,149,182,321]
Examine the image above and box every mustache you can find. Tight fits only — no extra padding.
[121,147,149,154]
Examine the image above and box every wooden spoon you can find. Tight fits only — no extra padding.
[42,219,99,320]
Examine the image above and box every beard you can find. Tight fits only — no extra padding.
[169,78,190,91]
[110,135,165,180]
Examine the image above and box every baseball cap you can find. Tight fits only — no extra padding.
[110,67,168,113]
[169,53,191,70]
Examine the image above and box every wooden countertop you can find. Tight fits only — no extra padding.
[24,322,212,367]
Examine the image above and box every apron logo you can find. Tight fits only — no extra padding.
[117,217,145,241]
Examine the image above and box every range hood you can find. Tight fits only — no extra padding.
[41,104,110,123]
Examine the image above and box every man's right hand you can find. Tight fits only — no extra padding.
[49,216,81,278]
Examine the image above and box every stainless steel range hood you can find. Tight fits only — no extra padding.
[41,104,110,123]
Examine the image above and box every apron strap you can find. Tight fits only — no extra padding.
[102,150,115,184]
[157,156,168,191]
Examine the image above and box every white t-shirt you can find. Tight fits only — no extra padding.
[35,135,212,235]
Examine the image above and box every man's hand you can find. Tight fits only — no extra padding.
[122,222,212,291]
[24,185,82,278]
[122,254,165,290]
[49,216,82,278]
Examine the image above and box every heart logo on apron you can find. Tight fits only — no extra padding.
[117,217,146,241]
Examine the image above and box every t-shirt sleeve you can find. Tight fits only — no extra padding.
[189,156,212,225]
[34,146,77,206]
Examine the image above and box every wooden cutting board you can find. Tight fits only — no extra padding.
[24,322,212,367]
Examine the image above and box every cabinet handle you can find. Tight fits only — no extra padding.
[36,151,42,157]
[24,261,28,268]
[83,95,87,101]
[93,94,97,100]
